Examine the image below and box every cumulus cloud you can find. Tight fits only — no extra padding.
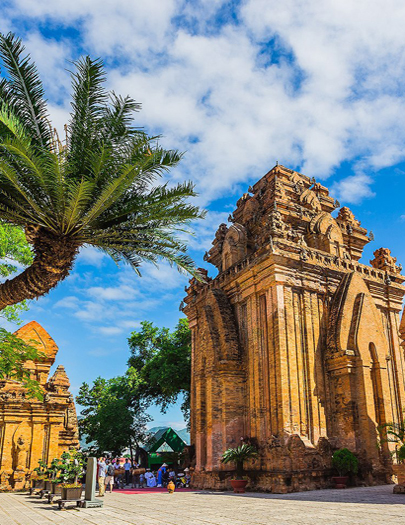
[76,246,107,268]
[4,0,405,205]
[332,173,375,204]
[98,326,124,336]
[188,210,229,252]
[51,259,183,334]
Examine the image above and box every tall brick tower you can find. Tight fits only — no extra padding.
[183,164,405,492]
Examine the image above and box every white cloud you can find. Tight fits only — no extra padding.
[86,284,137,302]
[8,0,179,57]
[117,319,141,330]
[54,296,80,309]
[188,210,229,252]
[5,0,405,206]
[76,246,107,268]
[332,173,375,204]
[98,326,123,336]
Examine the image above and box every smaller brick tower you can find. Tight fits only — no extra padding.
[184,165,405,492]
[0,321,79,491]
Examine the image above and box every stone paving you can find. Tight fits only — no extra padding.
[0,485,403,525]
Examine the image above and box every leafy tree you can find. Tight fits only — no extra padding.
[0,221,44,399]
[0,327,45,398]
[0,221,32,323]
[128,318,191,421]
[0,32,204,312]
[77,371,150,457]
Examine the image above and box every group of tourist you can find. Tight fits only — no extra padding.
[97,458,191,496]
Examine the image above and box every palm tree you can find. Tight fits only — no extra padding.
[221,444,258,479]
[0,33,205,311]
[379,422,405,463]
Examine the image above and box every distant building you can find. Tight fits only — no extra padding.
[142,427,189,468]
[0,321,79,491]
[184,164,405,492]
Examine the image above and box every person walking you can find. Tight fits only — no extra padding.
[105,460,115,494]
[97,457,107,497]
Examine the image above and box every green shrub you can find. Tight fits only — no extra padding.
[221,444,258,479]
[332,448,358,477]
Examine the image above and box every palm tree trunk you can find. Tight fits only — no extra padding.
[0,229,80,310]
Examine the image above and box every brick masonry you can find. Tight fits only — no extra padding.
[0,321,79,491]
[184,165,405,493]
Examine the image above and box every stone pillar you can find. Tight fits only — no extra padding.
[83,457,103,508]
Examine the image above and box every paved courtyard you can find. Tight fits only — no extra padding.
[0,485,403,525]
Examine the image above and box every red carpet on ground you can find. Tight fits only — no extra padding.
[113,487,195,494]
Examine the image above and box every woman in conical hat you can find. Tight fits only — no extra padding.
[157,463,167,487]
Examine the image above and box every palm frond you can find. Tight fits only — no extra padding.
[63,178,96,234]
[0,32,51,149]
[101,92,142,143]
[67,56,108,177]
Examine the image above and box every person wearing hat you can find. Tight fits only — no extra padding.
[162,466,170,487]
[157,463,168,487]
[184,468,191,487]
[145,468,156,488]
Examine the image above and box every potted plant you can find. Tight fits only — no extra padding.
[221,444,258,493]
[48,458,63,496]
[379,421,405,484]
[331,448,358,488]
[31,460,47,493]
[58,449,85,501]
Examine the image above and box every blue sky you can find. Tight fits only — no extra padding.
[2,0,405,429]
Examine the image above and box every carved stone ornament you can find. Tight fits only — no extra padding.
[337,206,360,226]
[370,247,401,274]
[267,209,286,237]
[14,436,28,471]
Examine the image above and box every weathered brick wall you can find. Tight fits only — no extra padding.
[184,165,405,493]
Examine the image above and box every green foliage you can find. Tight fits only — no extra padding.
[0,221,32,323]
[0,32,205,311]
[47,458,63,481]
[77,371,150,456]
[33,451,83,486]
[58,449,85,485]
[221,444,258,479]
[0,221,42,401]
[332,448,359,476]
[77,319,191,452]
[33,459,48,477]
[0,328,45,399]
[379,421,405,463]
[127,318,191,421]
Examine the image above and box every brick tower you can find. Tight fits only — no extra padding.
[184,165,405,492]
[0,321,79,491]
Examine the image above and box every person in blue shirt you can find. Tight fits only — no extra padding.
[124,458,132,486]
